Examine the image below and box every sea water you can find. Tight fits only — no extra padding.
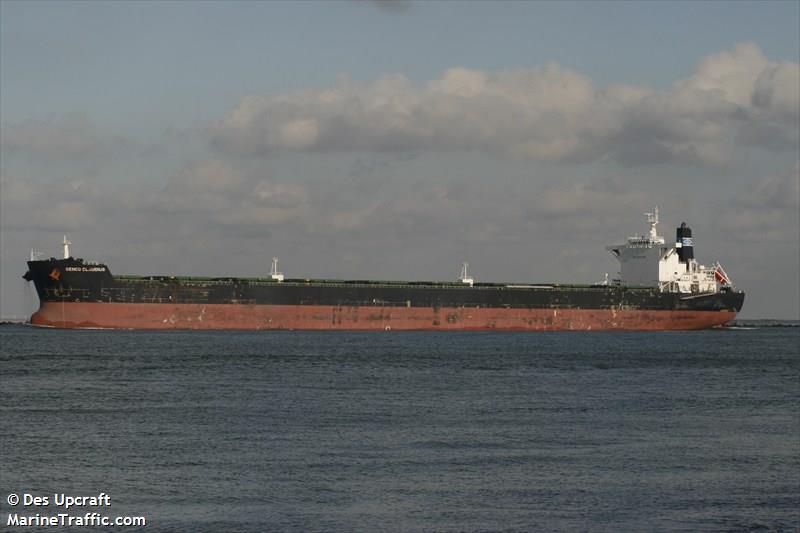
[1,326,798,531]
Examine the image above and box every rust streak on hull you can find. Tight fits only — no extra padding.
[31,302,737,331]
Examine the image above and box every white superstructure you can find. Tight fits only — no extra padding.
[606,208,732,294]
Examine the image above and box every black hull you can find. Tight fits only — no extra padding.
[24,258,745,314]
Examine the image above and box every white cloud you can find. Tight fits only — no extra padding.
[676,42,770,107]
[752,62,800,122]
[211,43,799,167]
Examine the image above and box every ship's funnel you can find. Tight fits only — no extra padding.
[676,222,694,262]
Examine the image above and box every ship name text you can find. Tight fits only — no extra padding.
[65,266,106,272]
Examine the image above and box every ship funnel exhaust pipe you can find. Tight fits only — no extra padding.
[676,222,694,263]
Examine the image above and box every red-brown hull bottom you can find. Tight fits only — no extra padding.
[30,302,737,331]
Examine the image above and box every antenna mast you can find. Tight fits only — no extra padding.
[459,262,474,287]
[270,257,284,282]
[62,235,72,259]
[643,206,664,243]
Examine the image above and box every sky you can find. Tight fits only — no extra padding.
[1,0,798,320]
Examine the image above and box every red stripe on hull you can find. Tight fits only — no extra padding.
[30,302,737,331]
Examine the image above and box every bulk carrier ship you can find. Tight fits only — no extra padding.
[23,209,743,330]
